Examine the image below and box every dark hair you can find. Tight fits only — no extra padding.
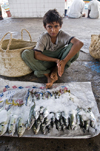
[43,9,63,27]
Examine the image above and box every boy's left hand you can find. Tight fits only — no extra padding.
[57,60,66,77]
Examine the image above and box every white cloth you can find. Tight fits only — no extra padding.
[88,0,100,19]
[67,0,85,18]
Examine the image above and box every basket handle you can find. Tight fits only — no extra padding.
[21,29,32,42]
[0,32,12,52]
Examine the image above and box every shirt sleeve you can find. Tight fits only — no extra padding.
[59,30,72,44]
[34,33,47,52]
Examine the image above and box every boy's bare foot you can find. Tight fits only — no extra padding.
[50,66,58,80]
[44,70,58,89]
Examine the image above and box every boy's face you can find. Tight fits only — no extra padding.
[45,22,61,38]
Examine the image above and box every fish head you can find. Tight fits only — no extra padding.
[0,122,5,135]
[8,123,14,134]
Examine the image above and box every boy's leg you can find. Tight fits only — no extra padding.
[22,49,59,88]
[21,49,51,77]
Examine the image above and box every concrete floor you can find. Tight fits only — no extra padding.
[0,16,100,151]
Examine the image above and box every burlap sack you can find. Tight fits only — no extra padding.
[89,34,100,60]
[0,29,36,77]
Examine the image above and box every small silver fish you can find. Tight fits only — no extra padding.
[39,113,44,123]
[17,117,26,137]
[55,112,61,120]
[0,108,12,136]
[79,114,84,128]
[76,113,81,125]
[55,119,61,131]
[50,113,55,128]
[39,106,44,114]
[40,123,46,134]
[89,110,96,129]
[55,112,61,131]
[46,124,51,133]
[43,108,49,118]
[0,121,8,136]
[32,119,41,134]
[26,103,35,130]
[60,117,66,131]
[61,111,69,127]
[68,113,77,130]
[8,115,17,136]
[84,120,90,132]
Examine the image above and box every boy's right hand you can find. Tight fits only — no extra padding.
[57,60,66,77]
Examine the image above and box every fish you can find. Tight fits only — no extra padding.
[32,119,41,134]
[0,121,8,136]
[39,106,44,114]
[39,113,44,123]
[17,117,26,137]
[8,115,17,136]
[84,120,90,132]
[35,92,40,100]
[55,112,61,120]
[40,123,46,134]
[79,114,84,128]
[45,91,50,99]
[50,112,55,128]
[55,112,61,131]
[61,111,69,127]
[89,110,96,129]
[44,113,52,126]
[26,91,33,106]
[43,108,49,118]
[76,113,81,125]
[0,109,12,136]
[33,109,39,120]
[60,117,66,131]
[42,92,45,99]
[46,124,51,133]
[26,103,36,130]
[68,112,77,130]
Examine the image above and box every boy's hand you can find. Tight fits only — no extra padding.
[57,60,66,77]
[56,59,60,64]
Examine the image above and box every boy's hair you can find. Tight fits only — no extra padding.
[43,9,63,27]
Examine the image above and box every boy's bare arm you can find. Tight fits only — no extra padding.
[57,38,83,77]
[34,51,59,63]
[63,37,83,64]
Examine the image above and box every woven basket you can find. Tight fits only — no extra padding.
[89,34,100,59]
[0,29,36,77]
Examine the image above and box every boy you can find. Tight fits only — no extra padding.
[22,9,83,88]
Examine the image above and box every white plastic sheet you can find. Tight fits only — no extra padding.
[0,78,100,139]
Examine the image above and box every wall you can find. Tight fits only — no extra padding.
[8,0,65,18]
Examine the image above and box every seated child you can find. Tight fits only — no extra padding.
[22,9,83,88]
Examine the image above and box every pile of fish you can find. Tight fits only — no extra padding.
[0,87,97,137]
[26,105,97,135]
[27,86,70,101]
[0,102,97,137]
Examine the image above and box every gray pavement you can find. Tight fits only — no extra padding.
[0,16,100,151]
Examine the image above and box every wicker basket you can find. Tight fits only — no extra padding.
[0,29,36,77]
[89,34,100,60]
